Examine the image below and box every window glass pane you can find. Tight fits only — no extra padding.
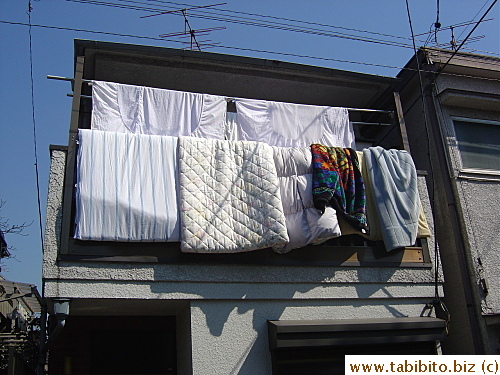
[453,120,500,171]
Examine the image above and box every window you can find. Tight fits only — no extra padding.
[453,118,500,172]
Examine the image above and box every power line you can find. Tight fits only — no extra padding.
[405,0,443,314]
[113,0,425,42]
[67,0,420,49]
[2,19,499,82]
[68,0,499,56]
[436,0,498,74]
[147,0,491,47]
[413,17,494,37]
[26,1,45,251]
[456,0,493,43]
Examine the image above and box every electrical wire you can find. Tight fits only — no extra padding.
[404,0,442,308]
[71,0,499,56]
[2,19,499,82]
[0,20,409,68]
[414,17,494,37]
[66,0,422,50]
[90,0,426,43]
[66,0,500,60]
[27,1,45,251]
[436,0,498,75]
[435,0,441,29]
[146,0,496,51]
[456,0,493,44]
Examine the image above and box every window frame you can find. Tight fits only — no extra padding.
[450,116,500,177]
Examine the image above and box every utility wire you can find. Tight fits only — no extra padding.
[405,0,440,303]
[67,0,422,49]
[437,0,498,75]
[90,0,425,42]
[0,20,408,67]
[146,0,493,47]
[456,0,492,44]
[2,20,499,82]
[67,0,500,57]
[27,1,45,251]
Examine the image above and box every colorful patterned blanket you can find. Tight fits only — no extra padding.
[311,144,367,231]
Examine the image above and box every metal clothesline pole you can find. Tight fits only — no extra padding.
[346,107,393,114]
[48,75,394,115]
[47,75,92,84]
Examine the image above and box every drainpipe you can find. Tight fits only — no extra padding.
[38,298,70,375]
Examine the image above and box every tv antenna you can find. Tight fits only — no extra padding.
[141,3,226,51]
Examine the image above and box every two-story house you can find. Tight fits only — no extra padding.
[42,39,447,375]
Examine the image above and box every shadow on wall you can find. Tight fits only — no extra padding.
[149,262,424,374]
[150,261,409,333]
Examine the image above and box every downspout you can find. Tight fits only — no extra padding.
[422,79,486,353]
[37,298,70,375]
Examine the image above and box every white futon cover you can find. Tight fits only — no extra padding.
[272,146,341,253]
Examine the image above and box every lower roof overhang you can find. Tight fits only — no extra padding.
[268,317,447,350]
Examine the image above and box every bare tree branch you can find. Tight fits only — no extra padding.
[0,200,33,263]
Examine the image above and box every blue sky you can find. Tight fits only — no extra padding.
[0,0,498,287]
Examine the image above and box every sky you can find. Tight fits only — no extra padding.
[0,0,498,287]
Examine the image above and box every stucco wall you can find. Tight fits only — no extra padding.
[433,89,500,316]
[454,179,500,315]
[190,299,433,375]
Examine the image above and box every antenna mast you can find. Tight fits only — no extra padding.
[141,3,226,51]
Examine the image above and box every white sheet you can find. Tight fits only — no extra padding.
[178,137,289,253]
[272,146,341,253]
[75,129,180,241]
[92,80,226,139]
[229,98,354,148]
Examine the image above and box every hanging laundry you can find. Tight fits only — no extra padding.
[311,145,367,231]
[362,146,421,251]
[178,137,289,253]
[271,146,341,253]
[91,81,227,139]
[230,98,355,148]
[336,149,387,239]
[338,149,431,241]
[75,129,180,242]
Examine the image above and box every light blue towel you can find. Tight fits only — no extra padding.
[363,147,420,251]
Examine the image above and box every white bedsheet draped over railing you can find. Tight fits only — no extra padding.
[91,80,227,139]
[75,129,180,242]
[91,81,355,148]
[229,98,355,148]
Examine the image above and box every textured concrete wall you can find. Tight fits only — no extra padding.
[454,179,500,315]
[43,149,65,283]
[433,86,500,316]
[189,299,434,375]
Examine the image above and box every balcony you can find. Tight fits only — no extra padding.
[48,40,434,269]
